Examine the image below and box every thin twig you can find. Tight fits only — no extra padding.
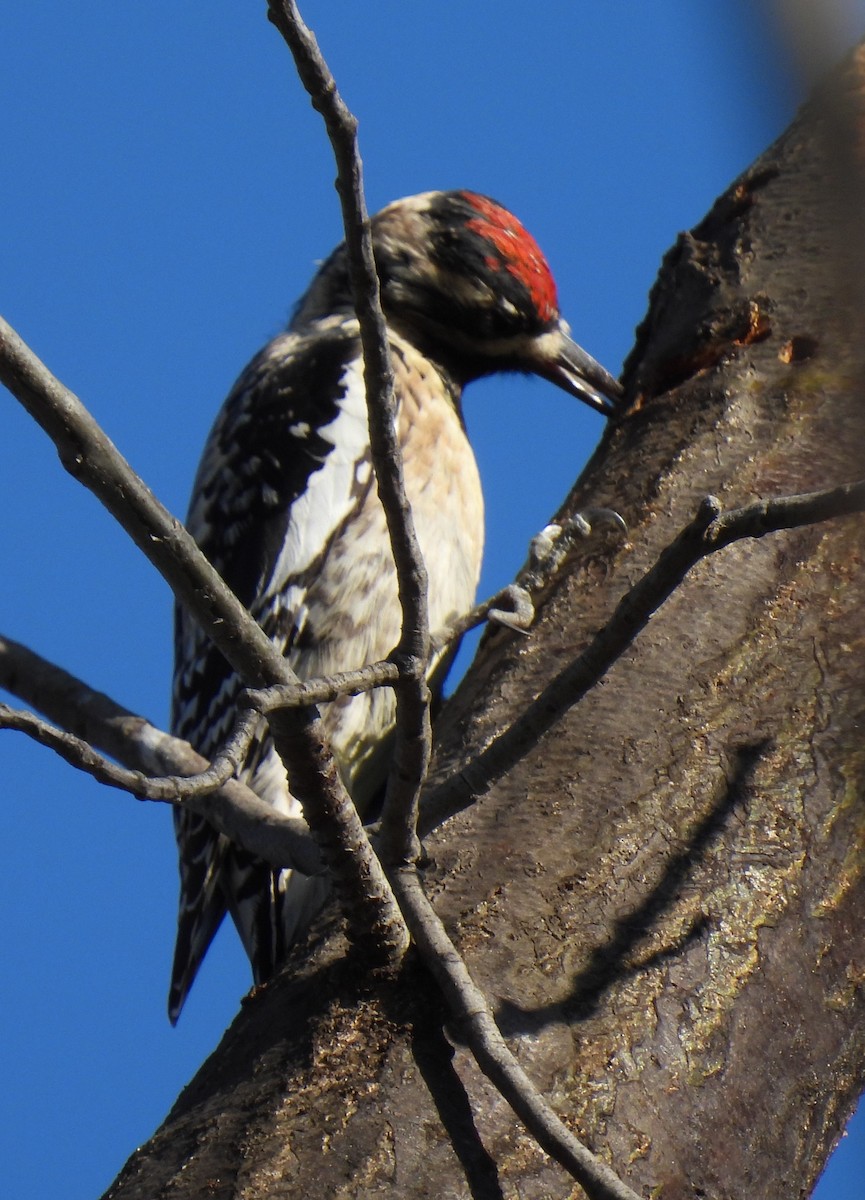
[422,482,865,832]
[0,317,406,956]
[268,0,432,870]
[391,868,643,1200]
[1,583,529,867]
[246,659,401,714]
[0,634,322,874]
[245,585,534,715]
[0,701,237,800]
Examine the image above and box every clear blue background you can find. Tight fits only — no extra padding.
[1,4,862,1197]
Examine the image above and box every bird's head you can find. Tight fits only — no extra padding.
[293,190,622,416]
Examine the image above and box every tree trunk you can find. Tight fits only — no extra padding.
[103,54,865,1200]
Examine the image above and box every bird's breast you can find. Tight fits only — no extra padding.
[395,339,484,630]
[292,338,484,802]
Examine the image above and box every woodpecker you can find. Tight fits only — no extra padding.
[169,189,621,1022]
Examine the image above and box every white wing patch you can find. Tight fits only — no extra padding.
[262,355,369,601]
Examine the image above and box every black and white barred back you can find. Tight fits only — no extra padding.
[169,191,622,1022]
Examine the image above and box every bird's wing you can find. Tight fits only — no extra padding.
[168,319,371,1022]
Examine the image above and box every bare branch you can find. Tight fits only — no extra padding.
[268,0,432,870]
[0,701,235,800]
[0,318,406,957]
[704,480,865,546]
[423,481,865,832]
[391,868,644,1200]
[0,577,537,876]
[246,659,401,714]
[0,635,323,875]
[247,587,539,717]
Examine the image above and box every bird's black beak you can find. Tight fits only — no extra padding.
[538,323,623,416]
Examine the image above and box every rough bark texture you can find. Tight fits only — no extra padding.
[103,55,865,1200]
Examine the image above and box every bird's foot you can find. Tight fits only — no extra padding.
[489,507,627,627]
[525,506,626,584]
[486,582,536,632]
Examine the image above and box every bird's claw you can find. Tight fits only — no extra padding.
[519,506,627,591]
[487,584,534,633]
[574,506,628,537]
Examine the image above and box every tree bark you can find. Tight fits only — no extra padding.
[102,55,865,1200]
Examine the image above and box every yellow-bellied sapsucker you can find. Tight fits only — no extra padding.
[168,190,621,1022]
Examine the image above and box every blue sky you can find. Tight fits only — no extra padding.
[1,4,862,1197]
